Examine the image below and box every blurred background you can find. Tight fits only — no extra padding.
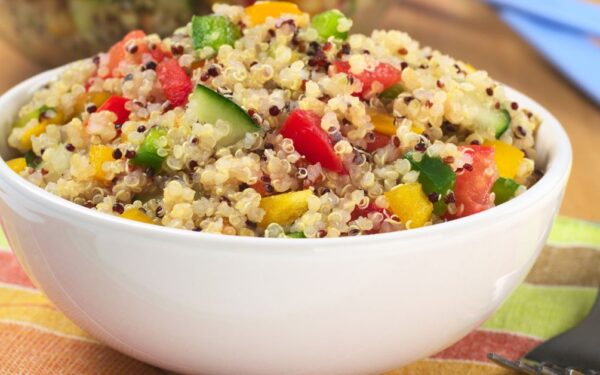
[0,0,598,220]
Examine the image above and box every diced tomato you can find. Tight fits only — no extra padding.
[333,61,402,98]
[97,95,130,125]
[365,132,391,152]
[156,59,192,107]
[451,145,498,218]
[280,109,346,174]
[123,30,147,42]
[351,203,385,220]
[104,30,146,78]
[350,203,390,233]
[102,30,171,78]
[135,42,172,64]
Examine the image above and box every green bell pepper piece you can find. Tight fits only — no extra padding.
[379,84,404,104]
[406,153,456,215]
[191,15,241,52]
[14,105,50,128]
[311,10,350,41]
[286,231,306,238]
[131,127,168,171]
[24,150,41,168]
[492,177,520,204]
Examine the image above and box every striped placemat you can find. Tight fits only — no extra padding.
[1,216,598,374]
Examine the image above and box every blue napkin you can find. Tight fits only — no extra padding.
[499,8,600,106]
[487,0,600,37]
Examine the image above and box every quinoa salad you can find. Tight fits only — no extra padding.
[4,2,542,238]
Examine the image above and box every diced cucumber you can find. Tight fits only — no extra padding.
[191,15,241,52]
[189,85,260,147]
[286,231,306,238]
[14,105,49,128]
[311,10,350,41]
[474,107,511,139]
[379,84,404,104]
[459,92,512,139]
[131,127,168,171]
[492,177,520,204]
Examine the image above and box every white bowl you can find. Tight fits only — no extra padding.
[0,67,571,375]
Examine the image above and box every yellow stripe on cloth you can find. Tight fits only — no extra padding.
[0,285,92,341]
[386,359,515,375]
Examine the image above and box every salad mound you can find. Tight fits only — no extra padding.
[5,2,541,238]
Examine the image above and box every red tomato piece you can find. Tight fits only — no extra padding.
[122,30,172,65]
[97,95,130,125]
[333,61,401,97]
[135,43,172,65]
[350,203,390,233]
[351,203,386,221]
[157,59,192,107]
[104,30,146,77]
[104,41,126,78]
[102,30,171,78]
[452,145,498,218]
[280,109,346,174]
[365,132,391,152]
[123,30,147,42]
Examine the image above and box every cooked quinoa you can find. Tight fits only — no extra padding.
[5,2,541,238]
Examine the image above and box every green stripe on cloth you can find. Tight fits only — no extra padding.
[483,283,598,340]
[548,216,600,250]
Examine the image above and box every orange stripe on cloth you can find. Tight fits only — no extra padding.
[0,285,92,341]
[0,321,164,374]
[386,358,516,375]
[432,329,541,362]
[0,251,35,289]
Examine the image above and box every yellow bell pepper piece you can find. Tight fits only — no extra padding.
[6,157,27,173]
[368,109,396,136]
[259,189,312,227]
[19,123,47,150]
[464,63,476,73]
[89,145,115,181]
[368,109,423,136]
[18,109,64,150]
[384,182,433,229]
[411,122,425,135]
[43,108,64,126]
[74,91,111,115]
[121,208,154,224]
[484,140,524,179]
[245,1,304,25]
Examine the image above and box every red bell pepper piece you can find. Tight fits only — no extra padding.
[156,59,192,107]
[333,61,401,98]
[97,95,130,125]
[280,109,346,174]
[451,145,498,218]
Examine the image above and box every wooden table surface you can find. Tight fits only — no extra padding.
[1,0,598,220]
